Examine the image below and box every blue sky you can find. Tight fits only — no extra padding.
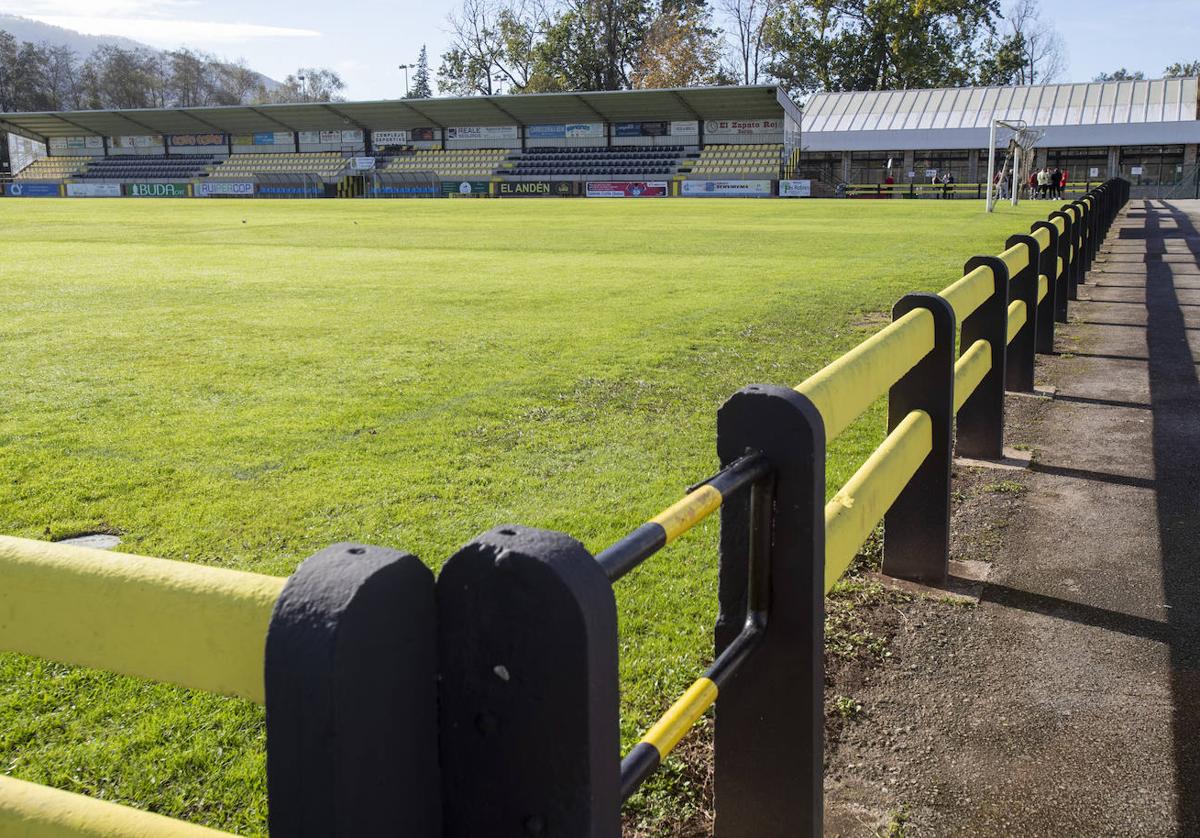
[0,0,1197,101]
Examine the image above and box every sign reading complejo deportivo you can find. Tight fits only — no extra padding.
[127,182,189,197]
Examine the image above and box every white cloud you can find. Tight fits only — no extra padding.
[1,0,195,16]
[27,14,320,44]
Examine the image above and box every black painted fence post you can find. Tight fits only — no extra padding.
[1005,234,1040,393]
[265,542,440,837]
[1030,220,1060,352]
[437,525,621,838]
[1062,202,1083,298]
[1048,211,1072,323]
[881,293,955,584]
[955,256,1009,460]
[714,385,825,838]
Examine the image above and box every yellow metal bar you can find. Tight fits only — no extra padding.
[939,265,994,323]
[824,410,933,593]
[1052,216,1066,234]
[794,308,934,442]
[1032,227,1051,250]
[650,485,723,544]
[1038,273,1049,303]
[999,242,1029,279]
[640,677,718,758]
[0,774,233,836]
[953,339,991,414]
[1007,300,1027,344]
[1058,256,1064,278]
[0,536,285,703]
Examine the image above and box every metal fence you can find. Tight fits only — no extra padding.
[0,180,1129,836]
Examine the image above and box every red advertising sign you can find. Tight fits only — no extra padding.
[585,181,668,198]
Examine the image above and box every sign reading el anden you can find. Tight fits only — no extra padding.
[496,180,573,197]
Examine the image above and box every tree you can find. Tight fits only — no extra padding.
[259,68,346,103]
[763,0,1008,95]
[1094,68,1144,82]
[1000,0,1065,84]
[411,45,433,97]
[632,5,730,88]
[720,0,779,85]
[1163,60,1200,78]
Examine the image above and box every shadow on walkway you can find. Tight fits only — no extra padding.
[1145,201,1200,833]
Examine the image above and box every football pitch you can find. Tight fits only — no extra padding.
[0,197,1048,833]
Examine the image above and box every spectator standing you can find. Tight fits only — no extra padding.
[1050,165,1062,200]
[943,171,955,199]
[1028,170,1038,199]
[1060,168,1069,199]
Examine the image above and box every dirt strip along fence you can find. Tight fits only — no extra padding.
[0,179,1128,837]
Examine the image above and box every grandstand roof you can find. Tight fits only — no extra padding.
[801,77,1200,151]
[0,85,801,142]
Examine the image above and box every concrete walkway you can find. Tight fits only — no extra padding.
[825,200,1200,835]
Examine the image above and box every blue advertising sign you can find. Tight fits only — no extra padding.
[6,183,60,197]
[527,124,566,139]
[615,122,642,137]
[253,132,276,145]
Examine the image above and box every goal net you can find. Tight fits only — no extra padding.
[986,119,1046,211]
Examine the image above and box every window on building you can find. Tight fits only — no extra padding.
[1044,147,1110,183]
[914,149,971,183]
[849,150,904,183]
[1119,145,1185,185]
[796,151,843,183]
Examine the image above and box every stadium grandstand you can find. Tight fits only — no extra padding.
[0,78,1196,198]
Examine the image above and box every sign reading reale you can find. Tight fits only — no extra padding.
[127,182,189,197]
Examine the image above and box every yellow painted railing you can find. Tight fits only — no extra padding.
[939,264,994,322]
[0,535,285,703]
[954,340,992,414]
[794,308,934,442]
[824,410,933,591]
[0,775,234,837]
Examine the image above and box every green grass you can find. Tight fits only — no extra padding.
[0,196,1047,833]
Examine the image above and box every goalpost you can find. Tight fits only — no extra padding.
[985,118,1045,212]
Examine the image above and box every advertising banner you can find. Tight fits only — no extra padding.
[319,130,341,144]
[374,130,408,146]
[299,131,322,144]
[703,119,782,136]
[670,121,699,136]
[66,183,121,197]
[127,182,190,197]
[114,135,160,149]
[253,132,275,145]
[411,127,437,142]
[496,180,573,197]
[85,136,104,148]
[447,125,518,141]
[353,157,376,171]
[566,123,604,138]
[341,130,363,143]
[585,181,668,198]
[778,179,812,198]
[528,124,566,139]
[615,122,643,137]
[615,122,668,137]
[196,182,255,197]
[170,133,227,147]
[5,183,61,197]
[681,180,773,197]
[442,180,492,196]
